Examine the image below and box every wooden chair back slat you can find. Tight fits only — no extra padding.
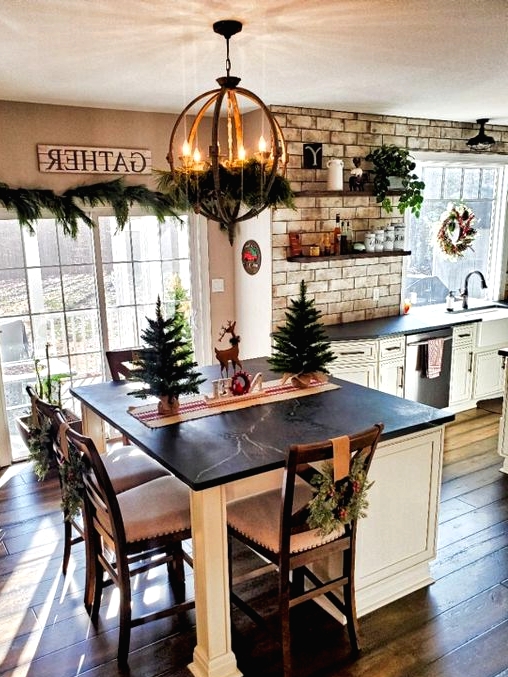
[105,349,140,381]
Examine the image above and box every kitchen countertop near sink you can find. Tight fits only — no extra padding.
[325,302,508,341]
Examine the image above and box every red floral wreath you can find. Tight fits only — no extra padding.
[437,202,477,258]
[230,371,251,396]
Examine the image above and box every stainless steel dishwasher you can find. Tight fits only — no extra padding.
[404,327,453,408]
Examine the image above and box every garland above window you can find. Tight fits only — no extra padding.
[0,179,180,237]
[436,202,477,259]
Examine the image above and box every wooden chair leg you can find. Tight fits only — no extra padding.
[83,526,96,613]
[279,579,292,677]
[117,565,133,666]
[343,580,361,653]
[62,519,72,575]
[90,568,103,623]
[167,544,186,603]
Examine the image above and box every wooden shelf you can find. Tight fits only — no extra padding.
[293,188,402,198]
[287,250,411,263]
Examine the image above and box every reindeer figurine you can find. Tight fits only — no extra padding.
[215,320,242,377]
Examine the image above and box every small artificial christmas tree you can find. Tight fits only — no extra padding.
[128,296,205,414]
[268,279,335,386]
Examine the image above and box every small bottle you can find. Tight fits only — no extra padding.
[340,220,348,254]
[334,226,341,254]
[446,291,455,312]
[323,232,332,256]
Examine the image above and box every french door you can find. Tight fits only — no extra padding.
[0,212,209,464]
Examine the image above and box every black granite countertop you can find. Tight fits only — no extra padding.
[71,357,454,491]
[325,302,508,341]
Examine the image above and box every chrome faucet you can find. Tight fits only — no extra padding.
[461,270,488,309]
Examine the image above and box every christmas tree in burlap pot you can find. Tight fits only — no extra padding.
[268,279,335,388]
[129,296,205,414]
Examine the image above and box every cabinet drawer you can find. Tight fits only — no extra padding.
[452,323,476,348]
[331,340,378,362]
[378,335,405,361]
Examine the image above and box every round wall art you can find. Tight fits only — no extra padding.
[241,240,262,275]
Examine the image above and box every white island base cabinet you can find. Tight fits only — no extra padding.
[227,425,444,618]
[497,353,508,473]
[355,426,443,614]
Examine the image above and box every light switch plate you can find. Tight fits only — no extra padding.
[211,278,225,293]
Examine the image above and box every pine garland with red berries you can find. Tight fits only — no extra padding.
[307,454,374,536]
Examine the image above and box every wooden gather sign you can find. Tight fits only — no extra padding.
[37,144,152,175]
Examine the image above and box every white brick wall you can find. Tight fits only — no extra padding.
[270,107,508,329]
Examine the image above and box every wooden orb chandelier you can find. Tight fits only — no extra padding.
[166,19,288,243]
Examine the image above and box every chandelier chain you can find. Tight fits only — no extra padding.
[225,37,231,78]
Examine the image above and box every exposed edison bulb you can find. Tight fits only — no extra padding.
[258,136,267,153]
[238,145,246,161]
[182,140,191,158]
[193,147,201,163]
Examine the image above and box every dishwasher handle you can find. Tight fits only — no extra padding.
[406,335,453,348]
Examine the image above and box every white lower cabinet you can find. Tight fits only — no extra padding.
[378,358,404,397]
[330,337,405,393]
[331,362,378,388]
[449,324,475,410]
[497,358,508,473]
[473,350,505,400]
[329,340,378,388]
[378,336,405,397]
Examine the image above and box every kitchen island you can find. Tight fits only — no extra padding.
[72,358,454,677]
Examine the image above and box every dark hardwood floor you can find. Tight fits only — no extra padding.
[1,407,508,677]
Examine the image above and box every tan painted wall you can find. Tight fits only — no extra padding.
[0,99,235,358]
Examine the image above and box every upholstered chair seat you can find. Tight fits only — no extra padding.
[103,444,171,494]
[116,475,192,543]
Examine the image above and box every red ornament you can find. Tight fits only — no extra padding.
[230,371,251,396]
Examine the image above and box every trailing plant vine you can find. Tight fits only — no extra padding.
[366,144,425,217]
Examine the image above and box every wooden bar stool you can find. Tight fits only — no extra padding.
[227,423,383,677]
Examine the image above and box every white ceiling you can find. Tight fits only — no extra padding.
[1,0,507,126]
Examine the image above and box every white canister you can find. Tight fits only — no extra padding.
[383,225,394,251]
[394,224,405,250]
[326,159,344,191]
[374,229,385,252]
[364,232,376,252]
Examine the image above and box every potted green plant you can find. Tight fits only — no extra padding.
[366,144,425,217]
[16,343,81,478]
